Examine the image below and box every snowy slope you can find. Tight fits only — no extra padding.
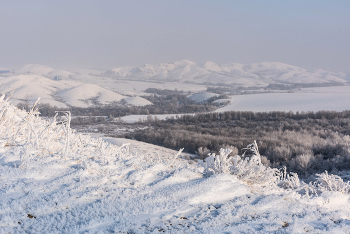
[0,98,350,233]
[57,83,125,107]
[107,60,208,81]
[103,60,265,86]
[103,60,349,85]
[0,74,81,107]
[1,61,349,109]
[123,96,152,106]
[16,64,55,75]
[15,64,74,80]
[0,72,149,108]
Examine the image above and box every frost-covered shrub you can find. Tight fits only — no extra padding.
[219,144,238,157]
[276,167,300,189]
[201,140,350,194]
[203,148,233,174]
[315,171,350,193]
[202,141,279,188]
[260,155,271,167]
[196,147,211,160]
[0,96,132,168]
[289,154,315,173]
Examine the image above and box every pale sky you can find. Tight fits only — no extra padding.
[0,0,349,72]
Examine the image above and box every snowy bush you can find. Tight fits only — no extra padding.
[201,139,350,194]
[0,96,132,168]
[315,171,350,193]
[2,95,349,196]
[276,167,300,189]
[202,141,280,188]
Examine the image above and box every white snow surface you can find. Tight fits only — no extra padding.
[2,61,349,109]
[1,98,350,233]
[123,96,152,106]
[57,84,125,108]
[16,64,55,75]
[0,74,81,107]
[103,60,349,85]
[216,89,350,112]
[0,71,150,108]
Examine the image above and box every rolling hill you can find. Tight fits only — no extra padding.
[102,60,349,85]
[1,61,349,108]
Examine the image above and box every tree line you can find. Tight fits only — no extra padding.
[17,90,218,118]
[124,110,350,178]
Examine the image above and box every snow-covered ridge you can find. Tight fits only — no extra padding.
[15,64,74,80]
[103,60,349,84]
[1,61,349,108]
[0,97,349,233]
[0,64,152,107]
[57,83,126,108]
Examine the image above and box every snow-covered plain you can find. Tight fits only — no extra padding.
[1,96,350,233]
[120,86,350,123]
[216,87,350,113]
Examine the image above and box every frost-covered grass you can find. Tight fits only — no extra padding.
[1,97,350,233]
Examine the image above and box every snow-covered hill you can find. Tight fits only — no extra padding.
[1,61,349,108]
[0,74,80,107]
[123,96,152,106]
[0,66,152,107]
[103,60,349,85]
[15,64,74,80]
[0,97,349,233]
[57,83,126,108]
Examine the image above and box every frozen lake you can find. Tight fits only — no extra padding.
[122,86,350,123]
[216,91,350,112]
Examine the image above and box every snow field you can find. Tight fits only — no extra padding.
[57,84,126,108]
[216,91,350,113]
[0,97,350,233]
[123,96,152,106]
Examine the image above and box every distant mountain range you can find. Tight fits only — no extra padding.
[102,60,350,85]
[0,61,349,108]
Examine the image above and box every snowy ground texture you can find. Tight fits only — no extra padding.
[1,96,350,233]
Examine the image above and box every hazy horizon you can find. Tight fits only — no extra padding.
[1,0,349,72]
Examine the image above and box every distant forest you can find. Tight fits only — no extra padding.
[124,110,350,178]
